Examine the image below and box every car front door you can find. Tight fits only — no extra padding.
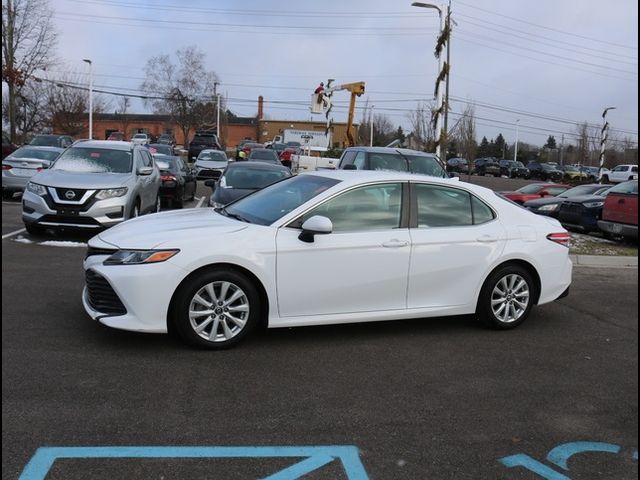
[276,182,411,317]
[407,182,507,308]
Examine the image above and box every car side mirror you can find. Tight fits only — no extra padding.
[137,166,153,176]
[299,215,333,243]
[343,164,357,170]
[204,179,216,190]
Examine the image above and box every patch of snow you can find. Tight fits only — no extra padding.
[38,240,87,248]
[13,236,34,244]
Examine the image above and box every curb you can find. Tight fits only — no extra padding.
[570,254,638,268]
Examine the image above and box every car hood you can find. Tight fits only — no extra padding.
[564,194,605,204]
[524,196,567,207]
[94,208,248,249]
[30,170,131,189]
[196,160,228,169]
[211,187,256,205]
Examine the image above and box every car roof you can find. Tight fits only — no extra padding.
[199,149,226,154]
[302,169,463,186]
[15,145,64,152]
[71,140,135,151]
[249,148,274,153]
[343,146,438,157]
[227,161,289,171]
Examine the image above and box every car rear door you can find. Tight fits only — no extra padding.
[276,182,411,317]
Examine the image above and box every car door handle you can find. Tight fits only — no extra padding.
[382,239,409,248]
[477,235,498,243]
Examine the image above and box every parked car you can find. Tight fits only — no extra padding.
[338,147,447,178]
[83,170,572,349]
[2,146,64,199]
[498,160,529,178]
[560,165,589,183]
[204,161,291,208]
[447,158,469,174]
[597,180,638,239]
[22,141,161,235]
[2,132,19,159]
[279,147,300,168]
[524,184,611,218]
[131,133,151,146]
[154,154,196,208]
[157,134,176,146]
[600,164,638,184]
[527,162,564,182]
[194,149,229,180]
[29,134,73,149]
[146,143,174,156]
[188,131,222,161]
[267,142,288,157]
[107,132,125,141]
[579,166,600,182]
[238,142,265,160]
[473,158,501,177]
[235,138,256,159]
[557,186,615,234]
[500,183,570,204]
[247,148,282,165]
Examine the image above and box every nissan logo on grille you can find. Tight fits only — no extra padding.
[65,190,76,200]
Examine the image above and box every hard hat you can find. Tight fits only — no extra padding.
[239,151,246,158]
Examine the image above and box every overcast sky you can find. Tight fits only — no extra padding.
[46,0,638,148]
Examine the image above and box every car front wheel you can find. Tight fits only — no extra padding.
[173,268,260,349]
[477,265,535,329]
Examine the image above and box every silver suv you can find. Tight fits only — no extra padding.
[22,141,161,234]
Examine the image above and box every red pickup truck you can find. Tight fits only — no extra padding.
[597,180,638,240]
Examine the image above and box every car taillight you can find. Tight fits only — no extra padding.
[547,232,571,247]
[161,175,176,182]
[2,164,12,170]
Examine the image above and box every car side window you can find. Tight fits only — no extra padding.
[632,166,638,173]
[415,184,473,227]
[353,151,366,170]
[340,150,357,166]
[471,196,495,224]
[297,183,403,232]
[142,150,153,167]
[548,187,567,195]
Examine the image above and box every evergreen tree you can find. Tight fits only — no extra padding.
[544,135,557,149]
[477,136,489,157]
[494,133,506,158]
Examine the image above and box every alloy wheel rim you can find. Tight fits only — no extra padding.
[189,281,250,342]
[491,274,530,323]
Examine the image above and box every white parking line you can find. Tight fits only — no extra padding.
[195,196,206,208]
[2,228,26,240]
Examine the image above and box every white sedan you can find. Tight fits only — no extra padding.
[83,171,572,349]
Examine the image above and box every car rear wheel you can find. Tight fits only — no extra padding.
[173,268,260,349]
[477,265,535,329]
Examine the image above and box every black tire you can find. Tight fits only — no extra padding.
[477,264,536,329]
[601,175,609,183]
[2,190,15,200]
[25,223,45,236]
[172,268,261,349]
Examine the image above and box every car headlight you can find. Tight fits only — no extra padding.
[539,204,560,211]
[583,201,604,208]
[26,182,47,196]
[104,249,180,265]
[96,188,128,200]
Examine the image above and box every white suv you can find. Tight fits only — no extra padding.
[131,133,151,146]
[601,164,638,184]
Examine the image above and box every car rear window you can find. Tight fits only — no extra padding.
[52,147,132,173]
[223,167,289,189]
[7,148,60,161]
[192,135,218,145]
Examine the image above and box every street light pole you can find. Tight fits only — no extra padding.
[83,59,93,139]
[411,2,446,160]
[370,105,375,147]
[514,119,520,162]
[214,81,220,139]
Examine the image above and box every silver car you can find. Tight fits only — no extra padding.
[194,149,229,180]
[2,146,63,199]
[22,141,160,235]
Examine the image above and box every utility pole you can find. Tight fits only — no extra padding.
[443,0,453,160]
[369,105,375,147]
[513,119,520,162]
[599,106,616,175]
[214,82,220,139]
[559,133,564,166]
[83,59,93,139]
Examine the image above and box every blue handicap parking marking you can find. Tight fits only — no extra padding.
[19,445,370,480]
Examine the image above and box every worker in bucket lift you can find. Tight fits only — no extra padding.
[314,82,325,104]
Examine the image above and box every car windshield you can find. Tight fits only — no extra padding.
[155,157,178,172]
[148,145,172,155]
[133,134,147,139]
[224,174,340,226]
[609,180,638,194]
[198,151,227,162]
[29,135,63,146]
[542,164,557,171]
[516,184,544,194]
[559,185,602,197]
[250,150,278,161]
[7,148,60,161]
[192,136,217,145]
[222,166,290,189]
[516,162,525,168]
[51,147,132,173]
[563,166,579,172]
[367,152,446,177]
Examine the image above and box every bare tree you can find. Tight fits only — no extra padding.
[114,96,131,139]
[456,104,477,180]
[140,46,219,149]
[2,0,57,142]
[408,101,435,151]
[2,77,48,141]
[574,122,590,165]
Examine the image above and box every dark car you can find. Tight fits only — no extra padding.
[248,148,281,165]
[2,132,19,160]
[524,184,611,218]
[188,131,222,161]
[447,157,469,174]
[157,134,176,146]
[205,161,291,208]
[147,143,174,156]
[154,154,197,208]
[337,146,447,178]
[499,159,530,178]
[597,180,638,239]
[29,134,73,149]
[579,166,600,182]
[527,161,563,181]
[557,185,619,234]
[267,142,288,156]
[474,158,501,176]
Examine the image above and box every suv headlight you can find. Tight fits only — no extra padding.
[539,204,560,211]
[26,182,47,196]
[584,201,604,208]
[96,188,128,200]
[104,249,179,265]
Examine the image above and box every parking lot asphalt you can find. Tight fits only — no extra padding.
[2,177,638,479]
